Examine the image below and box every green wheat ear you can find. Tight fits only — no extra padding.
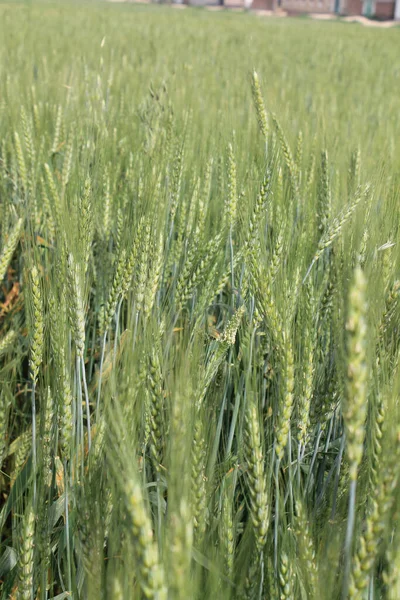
[0,218,23,281]
[251,70,268,139]
[344,266,368,481]
[29,265,44,385]
[243,394,269,553]
[17,503,35,600]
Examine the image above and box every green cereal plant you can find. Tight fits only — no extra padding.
[243,393,269,553]
[1,5,400,600]
[0,329,17,357]
[342,266,368,597]
[251,70,268,140]
[16,504,35,600]
[303,185,369,283]
[0,217,23,281]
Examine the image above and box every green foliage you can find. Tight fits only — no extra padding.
[1,3,400,599]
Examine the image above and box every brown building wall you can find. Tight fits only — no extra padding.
[250,0,395,17]
[281,0,334,12]
[343,0,363,13]
[375,1,394,17]
[252,0,274,8]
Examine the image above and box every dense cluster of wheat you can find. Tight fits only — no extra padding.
[1,4,400,600]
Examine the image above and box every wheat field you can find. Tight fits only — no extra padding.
[1,3,400,599]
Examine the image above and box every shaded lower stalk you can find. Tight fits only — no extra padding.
[306,424,323,493]
[81,355,91,450]
[32,381,37,505]
[229,225,235,308]
[287,428,294,515]
[64,461,72,594]
[76,355,85,471]
[342,477,357,599]
[96,331,107,421]
[113,297,123,366]
[274,456,280,573]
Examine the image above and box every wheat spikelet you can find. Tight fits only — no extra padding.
[275,339,295,460]
[101,249,127,335]
[279,552,294,600]
[317,150,331,235]
[272,114,299,200]
[166,377,194,600]
[170,143,184,221]
[17,504,35,600]
[243,394,269,552]
[115,206,124,258]
[198,157,213,236]
[144,233,164,319]
[383,524,400,600]
[167,499,193,600]
[176,232,222,309]
[108,409,167,599]
[303,185,368,283]
[270,227,284,283]
[349,433,399,597]
[51,104,62,154]
[32,103,40,133]
[221,481,235,579]
[251,70,268,139]
[135,222,151,314]
[191,418,207,538]
[61,135,73,192]
[305,148,316,198]
[0,391,11,468]
[67,253,86,357]
[295,130,303,171]
[29,266,44,384]
[368,395,385,490]
[79,176,93,274]
[379,280,400,344]
[123,476,168,599]
[40,387,55,487]
[297,284,316,448]
[122,216,146,299]
[344,266,368,481]
[243,171,271,254]
[48,291,73,462]
[103,168,111,239]
[147,349,165,472]
[348,147,361,194]
[295,503,318,596]
[0,217,23,281]
[0,328,17,356]
[39,176,56,240]
[36,390,54,589]
[44,163,62,229]
[14,131,27,193]
[20,107,35,167]
[342,266,368,597]
[226,142,237,229]
[11,428,32,486]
